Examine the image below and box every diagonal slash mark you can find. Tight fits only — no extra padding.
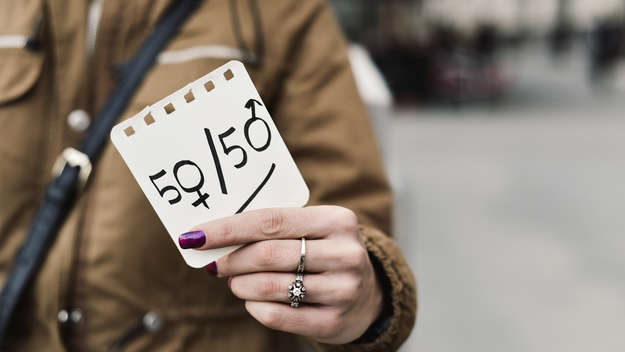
[236,163,276,214]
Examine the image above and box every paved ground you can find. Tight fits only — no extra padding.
[390,46,625,351]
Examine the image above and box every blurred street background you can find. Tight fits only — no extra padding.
[329,0,625,351]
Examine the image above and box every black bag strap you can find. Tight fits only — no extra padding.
[0,0,201,344]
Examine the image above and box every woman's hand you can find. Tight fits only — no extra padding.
[178,205,384,344]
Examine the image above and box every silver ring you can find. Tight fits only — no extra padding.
[288,237,306,307]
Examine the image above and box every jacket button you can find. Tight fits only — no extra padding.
[57,310,69,323]
[67,110,91,132]
[142,312,164,333]
[70,309,83,323]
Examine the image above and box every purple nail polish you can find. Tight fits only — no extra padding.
[205,261,218,275]
[179,231,206,249]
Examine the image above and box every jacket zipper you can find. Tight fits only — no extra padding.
[86,0,104,58]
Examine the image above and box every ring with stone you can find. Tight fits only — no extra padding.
[288,237,306,307]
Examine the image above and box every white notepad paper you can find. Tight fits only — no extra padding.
[110,61,309,268]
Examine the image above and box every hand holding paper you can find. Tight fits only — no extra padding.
[111,61,383,343]
[180,206,385,344]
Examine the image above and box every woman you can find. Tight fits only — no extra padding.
[0,0,416,350]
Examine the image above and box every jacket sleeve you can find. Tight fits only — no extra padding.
[269,1,417,350]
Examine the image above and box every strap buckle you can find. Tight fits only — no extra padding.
[51,148,92,189]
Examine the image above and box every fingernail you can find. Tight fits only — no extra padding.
[205,261,218,275]
[228,276,233,288]
[179,231,206,249]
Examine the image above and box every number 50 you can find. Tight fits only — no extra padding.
[212,99,272,171]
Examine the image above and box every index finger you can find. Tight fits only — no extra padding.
[179,206,356,250]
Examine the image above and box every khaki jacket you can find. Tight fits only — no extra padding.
[0,0,416,351]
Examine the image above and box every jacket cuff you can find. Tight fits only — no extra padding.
[313,225,417,352]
